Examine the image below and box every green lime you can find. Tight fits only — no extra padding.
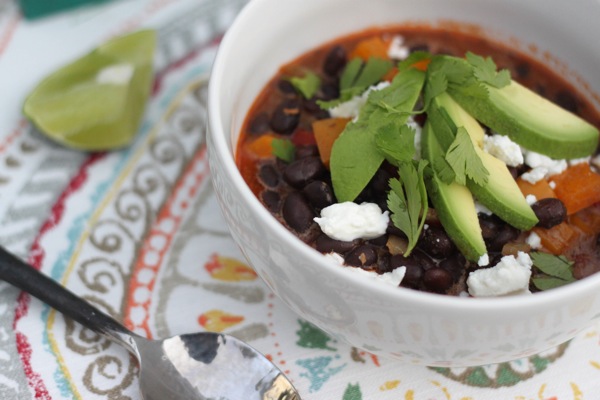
[23,30,156,151]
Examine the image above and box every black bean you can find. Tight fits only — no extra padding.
[282,192,315,232]
[261,190,281,213]
[323,45,347,77]
[369,168,392,195]
[376,253,393,274]
[345,245,377,267]
[278,79,297,94]
[515,62,530,78]
[532,198,567,229]
[411,249,436,270]
[555,90,579,113]
[368,234,388,247]
[418,226,455,258]
[315,233,358,254]
[319,82,340,100]
[270,99,301,134]
[488,225,520,252]
[401,264,424,288]
[423,267,453,293]
[294,144,319,159]
[303,98,322,114]
[249,112,270,134]
[283,156,326,188]
[439,254,465,281]
[258,164,280,188]
[479,214,503,241]
[303,180,335,209]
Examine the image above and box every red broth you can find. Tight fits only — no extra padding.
[236,26,600,296]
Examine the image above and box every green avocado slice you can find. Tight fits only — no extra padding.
[449,79,599,159]
[429,92,539,230]
[421,121,486,262]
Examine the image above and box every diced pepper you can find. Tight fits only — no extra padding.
[411,58,431,72]
[516,178,557,200]
[383,66,398,82]
[533,222,579,255]
[312,117,350,167]
[292,128,317,146]
[349,36,391,61]
[551,163,600,215]
[245,134,275,158]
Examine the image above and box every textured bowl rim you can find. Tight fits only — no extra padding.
[208,0,600,316]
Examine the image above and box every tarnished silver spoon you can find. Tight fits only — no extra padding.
[0,245,300,400]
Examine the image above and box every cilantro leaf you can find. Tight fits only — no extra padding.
[318,57,393,110]
[289,71,321,99]
[423,70,448,108]
[387,160,429,256]
[330,67,426,202]
[271,138,295,162]
[466,52,511,89]
[375,124,416,166]
[445,127,489,186]
[531,252,576,290]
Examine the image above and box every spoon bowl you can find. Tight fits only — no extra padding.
[0,245,300,400]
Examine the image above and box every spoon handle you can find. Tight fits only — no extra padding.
[0,245,138,352]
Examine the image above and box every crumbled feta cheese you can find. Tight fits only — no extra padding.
[96,63,134,85]
[520,150,567,184]
[549,181,556,189]
[349,265,407,286]
[407,116,423,160]
[387,35,409,60]
[475,201,492,215]
[329,81,390,119]
[525,194,537,206]
[569,157,590,166]
[478,253,490,267]
[467,251,533,297]
[315,202,389,241]
[483,134,523,167]
[526,232,542,249]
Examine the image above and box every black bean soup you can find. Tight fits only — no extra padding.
[236,26,600,296]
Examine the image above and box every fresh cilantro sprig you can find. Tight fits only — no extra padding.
[318,57,393,109]
[387,160,429,256]
[466,52,511,89]
[329,67,426,202]
[530,252,576,291]
[375,124,416,165]
[271,138,295,162]
[289,71,321,99]
[445,127,489,186]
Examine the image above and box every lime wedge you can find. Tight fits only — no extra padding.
[23,30,156,150]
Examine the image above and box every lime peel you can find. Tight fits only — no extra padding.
[23,30,156,151]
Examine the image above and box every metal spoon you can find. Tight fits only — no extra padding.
[0,246,301,400]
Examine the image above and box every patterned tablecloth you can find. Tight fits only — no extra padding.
[1,0,600,399]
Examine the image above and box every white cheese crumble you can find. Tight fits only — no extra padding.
[407,116,423,160]
[525,194,537,206]
[569,157,590,166]
[329,81,390,120]
[314,202,389,241]
[474,201,492,215]
[483,134,523,167]
[387,35,409,60]
[96,63,134,85]
[467,251,533,297]
[549,181,556,189]
[526,231,542,249]
[478,253,490,267]
[520,150,567,184]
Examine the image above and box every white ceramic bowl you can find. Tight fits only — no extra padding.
[208,0,600,366]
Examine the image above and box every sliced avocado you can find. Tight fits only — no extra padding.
[429,92,539,230]
[421,122,486,262]
[449,78,599,159]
